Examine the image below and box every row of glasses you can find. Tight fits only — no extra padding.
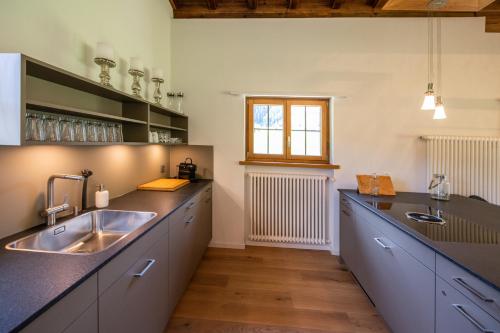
[25,111,124,143]
[149,130,183,144]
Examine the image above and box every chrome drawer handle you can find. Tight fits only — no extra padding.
[452,304,494,333]
[187,202,195,209]
[341,209,351,217]
[374,237,391,249]
[453,278,495,303]
[133,259,156,278]
[205,187,211,193]
[186,216,194,224]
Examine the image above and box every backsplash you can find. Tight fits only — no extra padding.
[0,145,169,238]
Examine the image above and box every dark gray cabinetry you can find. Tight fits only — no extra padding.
[436,277,500,333]
[21,275,98,333]
[437,254,500,322]
[168,184,212,316]
[99,236,169,333]
[340,194,435,333]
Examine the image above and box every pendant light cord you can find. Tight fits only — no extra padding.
[428,12,434,85]
[436,17,442,96]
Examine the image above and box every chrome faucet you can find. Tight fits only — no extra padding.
[42,174,84,226]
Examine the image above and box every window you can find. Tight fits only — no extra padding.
[246,97,329,163]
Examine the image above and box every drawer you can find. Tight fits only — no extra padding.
[22,275,97,333]
[170,194,201,226]
[437,254,500,321]
[352,199,435,270]
[98,217,169,294]
[436,277,500,333]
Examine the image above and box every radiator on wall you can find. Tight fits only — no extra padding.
[247,172,328,245]
[422,135,500,205]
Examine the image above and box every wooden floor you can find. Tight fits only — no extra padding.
[165,246,389,333]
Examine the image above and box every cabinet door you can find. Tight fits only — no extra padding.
[21,275,98,333]
[348,201,435,333]
[436,277,500,333]
[63,302,98,333]
[168,210,192,315]
[99,236,169,333]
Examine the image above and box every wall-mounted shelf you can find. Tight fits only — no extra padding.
[150,122,187,132]
[26,100,147,125]
[0,53,188,146]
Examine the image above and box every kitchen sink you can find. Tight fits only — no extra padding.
[5,210,157,255]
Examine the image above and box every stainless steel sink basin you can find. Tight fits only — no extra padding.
[5,210,157,255]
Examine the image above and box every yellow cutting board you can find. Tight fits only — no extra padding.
[138,178,190,192]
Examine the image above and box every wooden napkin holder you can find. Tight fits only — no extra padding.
[356,175,396,196]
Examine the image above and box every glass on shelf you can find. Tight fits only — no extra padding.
[166,92,176,110]
[59,117,74,142]
[106,123,115,142]
[74,119,87,142]
[115,124,123,142]
[86,121,97,142]
[176,92,184,114]
[45,115,60,142]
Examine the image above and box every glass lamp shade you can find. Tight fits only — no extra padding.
[421,94,436,110]
[433,97,447,120]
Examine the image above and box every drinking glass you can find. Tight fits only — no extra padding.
[106,123,115,142]
[115,124,123,142]
[86,121,97,142]
[60,117,75,142]
[25,112,35,141]
[36,114,46,141]
[370,173,380,196]
[44,115,60,142]
[152,131,159,143]
[74,119,87,142]
[96,122,107,142]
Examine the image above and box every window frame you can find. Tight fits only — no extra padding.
[246,97,330,164]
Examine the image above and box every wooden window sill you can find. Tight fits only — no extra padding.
[239,160,340,170]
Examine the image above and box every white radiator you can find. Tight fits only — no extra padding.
[248,172,328,245]
[422,135,500,205]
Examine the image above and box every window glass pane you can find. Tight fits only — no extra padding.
[306,106,321,131]
[268,105,284,129]
[268,130,283,154]
[291,131,305,155]
[254,105,268,129]
[306,131,321,156]
[291,105,305,130]
[253,129,268,154]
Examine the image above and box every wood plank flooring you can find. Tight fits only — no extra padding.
[165,246,389,333]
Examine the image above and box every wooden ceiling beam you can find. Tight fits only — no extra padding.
[485,14,500,32]
[288,0,299,10]
[206,0,217,10]
[329,0,344,9]
[247,0,257,10]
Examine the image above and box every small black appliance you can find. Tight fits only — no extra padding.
[178,158,197,181]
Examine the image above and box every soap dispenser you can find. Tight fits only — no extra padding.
[95,184,109,208]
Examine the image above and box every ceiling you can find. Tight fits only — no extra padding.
[169,0,500,32]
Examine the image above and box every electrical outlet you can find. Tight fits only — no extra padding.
[160,165,166,173]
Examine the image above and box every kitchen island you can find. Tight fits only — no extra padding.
[339,189,500,333]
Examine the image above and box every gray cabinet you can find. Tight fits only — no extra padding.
[436,277,500,333]
[168,184,212,316]
[437,254,500,321]
[340,195,435,333]
[99,235,169,333]
[21,275,98,333]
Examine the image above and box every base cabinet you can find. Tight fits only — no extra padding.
[436,277,500,333]
[99,235,169,333]
[168,184,212,316]
[18,184,212,333]
[340,195,434,333]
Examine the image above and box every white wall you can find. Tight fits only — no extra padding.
[172,17,500,252]
[0,0,173,96]
[0,0,174,238]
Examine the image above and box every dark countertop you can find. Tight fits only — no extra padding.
[0,180,212,333]
[339,189,500,291]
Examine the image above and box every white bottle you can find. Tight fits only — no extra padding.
[95,184,109,208]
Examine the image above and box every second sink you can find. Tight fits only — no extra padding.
[5,209,157,255]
